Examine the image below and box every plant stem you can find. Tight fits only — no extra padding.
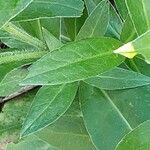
[0,50,48,65]
[0,86,38,104]
[2,23,46,49]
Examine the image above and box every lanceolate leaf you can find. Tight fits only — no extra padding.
[0,65,29,96]
[76,0,109,40]
[79,83,132,150]
[42,28,62,51]
[21,38,124,86]
[13,0,84,21]
[125,0,150,35]
[21,82,78,137]
[0,0,33,28]
[85,67,150,90]
[114,30,150,61]
[84,0,97,15]
[120,15,138,43]
[0,58,38,82]
[80,83,150,150]
[0,91,36,149]
[106,4,123,39]
[36,97,96,150]
[84,0,103,15]
[0,93,95,150]
[116,120,150,150]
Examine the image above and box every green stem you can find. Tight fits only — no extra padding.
[0,50,48,65]
[2,23,46,50]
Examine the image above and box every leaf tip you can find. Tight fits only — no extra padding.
[114,42,137,59]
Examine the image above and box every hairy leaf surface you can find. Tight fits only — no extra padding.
[21,83,78,137]
[22,38,124,85]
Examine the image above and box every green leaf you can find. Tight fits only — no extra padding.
[106,4,123,39]
[79,83,150,150]
[85,67,150,90]
[0,65,29,96]
[0,0,33,28]
[130,56,150,77]
[41,18,61,39]
[0,90,36,149]
[36,97,96,150]
[84,0,96,15]
[6,135,58,150]
[13,0,84,21]
[21,82,78,137]
[19,18,61,40]
[2,23,46,50]
[120,15,138,43]
[115,0,128,20]
[64,9,88,41]
[114,30,150,61]
[18,19,44,41]
[42,28,62,51]
[76,0,109,40]
[21,38,124,86]
[79,83,131,150]
[0,91,95,150]
[116,120,150,150]
[125,0,150,35]
[84,0,102,15]
[81,1,123,40]
[0,61,28,82]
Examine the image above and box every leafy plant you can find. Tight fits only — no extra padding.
[0,0,150,150]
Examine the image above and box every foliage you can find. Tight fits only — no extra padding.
[0,0,150,150]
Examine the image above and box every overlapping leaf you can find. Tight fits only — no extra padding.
[0,65,29,96]
[80,83,150,150]
[0,91,36,149]
[21,83,78,137]
[125,0,150,35]
[0,0,33,28]
[36,98,96,150]
[2,23,46,50]
[115,0,127,20]
[85,67,150,90]
[76,0,109,40]
[21,38,124,85]
[116,120,150,150]
[13,0,84,21]
[114,30,150,61]
[0,93,95,150]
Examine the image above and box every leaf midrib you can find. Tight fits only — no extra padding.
[90,1,108,37]
[34,0,82,12]
[26,50,114,79]
[101,89,133,130]
[22,84,67,134]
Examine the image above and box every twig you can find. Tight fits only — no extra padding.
[0,85,37,104]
